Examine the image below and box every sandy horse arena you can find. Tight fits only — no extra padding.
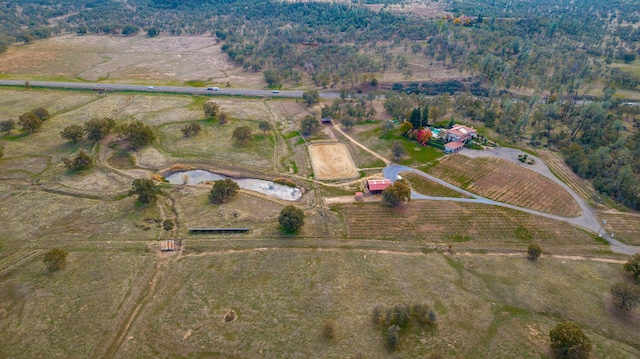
[308,142,359,180]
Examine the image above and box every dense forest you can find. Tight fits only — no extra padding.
[0,0,639,209]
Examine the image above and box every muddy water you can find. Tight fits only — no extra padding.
[165,170,302,201]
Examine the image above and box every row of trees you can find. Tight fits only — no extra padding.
[1,108,50,134]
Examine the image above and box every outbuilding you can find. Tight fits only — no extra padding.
[366,179,391,194]
[444,141,465,154]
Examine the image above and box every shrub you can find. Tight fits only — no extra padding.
[386,325,400,351]
[180,123,202,137]
[0,119,15,133]
[62,150,92,172]
[527,243,543,261]
[322,319,336,341]
[43,248,68,272]
[162,219,175,231]
[31,107,50,120]
[273,177,296,187]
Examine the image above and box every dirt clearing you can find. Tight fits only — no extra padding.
[308,142,359,180]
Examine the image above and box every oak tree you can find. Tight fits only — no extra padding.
[18,112,42,133]
[209,179,240,204]
[259,120,272,134]
[549,321,592,359]
[300,115,320,135]
[391,141,406,161]
[129,178,161,204]
[84,117,115,142]
[279,205,305,233]
[623,253,640,280]
[382,180,411,207]
[60,125,85,143]
[232,126,252,145]
[610,281,640,311]
[302,90,320,106]
[118,121,156,148]
[204,101,220,119]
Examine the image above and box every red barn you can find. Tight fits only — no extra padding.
[366,179,391,194]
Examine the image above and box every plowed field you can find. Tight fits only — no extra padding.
[536,150,594,200]
[428,155,581,217]
[601,212,640,246]
[401,171,469,198]
[340,202,594,244]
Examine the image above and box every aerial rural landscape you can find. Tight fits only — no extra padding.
[0,0,639,358]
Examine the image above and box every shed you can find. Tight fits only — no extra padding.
[189,228,250,234]
[444,141,465,154]
[161,240,176,251]
[355,191,364,201]
[366,179,391,194]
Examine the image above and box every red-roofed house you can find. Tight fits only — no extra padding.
[444,141,465,154]
[446,124,477,143]
[366,179,391,194]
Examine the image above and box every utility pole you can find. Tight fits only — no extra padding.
[597,219,607,237]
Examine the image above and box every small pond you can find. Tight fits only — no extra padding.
[165,170,302,201]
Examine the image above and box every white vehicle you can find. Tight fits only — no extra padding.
[213,87,220,91]
[272,90,279,94]
[147,86,154,89]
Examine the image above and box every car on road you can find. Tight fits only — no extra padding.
[272,90,279,94]
[147,86,154,89]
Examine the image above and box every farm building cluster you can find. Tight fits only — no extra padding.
[427,124,478,154]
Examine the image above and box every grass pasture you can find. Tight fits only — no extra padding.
[99,251,639,358]
[0,251,156,359]
[158,119,275,170]
[401,171,469,198]
[338,201,599,247]
[428,155,582,217]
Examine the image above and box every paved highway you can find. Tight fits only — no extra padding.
[0,80,342,99]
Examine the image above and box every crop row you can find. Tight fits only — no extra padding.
[428,155,580,217]
[601,213,640,246]
[401,172,468,198]
[339,202,594,244]
[536,150,593,200]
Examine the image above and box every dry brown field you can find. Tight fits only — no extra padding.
[428,155,582,217]
[338,201,596,246]
[308,142,359,180]
[0,35,265,87]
